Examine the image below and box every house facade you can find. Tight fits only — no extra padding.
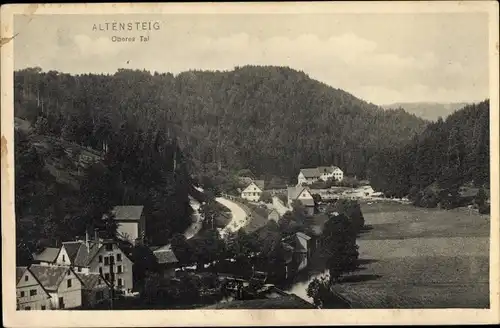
[287,186,315,216]
[77,272,111,308]
[268,209,280,223]
[297,166,343,186]
[16,266,52,310]
[29,265,83,309]
[106,205,146,246]
[241,180,265,202]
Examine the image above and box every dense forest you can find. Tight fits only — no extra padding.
[14,66,428,182]
[368,100,490,208]
[15,119,193,253]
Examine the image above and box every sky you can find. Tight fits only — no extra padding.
[14,12,490,105]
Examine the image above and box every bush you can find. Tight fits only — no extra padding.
[419,188,439,208]
[479,204,490,214]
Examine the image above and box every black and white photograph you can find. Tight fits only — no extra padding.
[2,2,499,326]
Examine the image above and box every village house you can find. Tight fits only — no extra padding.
[49,232,135,293]
[297,166,344,186]
[104,205,146,246]
[287,186,315,216]
[151,244,180,279]
[76,272,111,308]
[29,265,83,309]
[267,208,281,223]
[241,180,265,202]
[16,266,52,310]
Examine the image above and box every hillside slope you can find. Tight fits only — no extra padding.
[15,66,428,180]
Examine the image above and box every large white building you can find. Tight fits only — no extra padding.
[297,166,343,186]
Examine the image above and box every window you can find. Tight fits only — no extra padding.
[25,306,31,310]
[104,273,110,281]
[99,267,103,274]
[117,278,123,287]
[105,243,113,251]
[67,279,72,288]
[20,291,25,297]
[109,255,114,264]
[30,289,37,296]
[77,267,81,272]
[99,255,103,263]
[62,255,66,262]
[24,275,28,282]
[104,257,109,265]
[41,305,46,310]
[117,265,122,273]
[117,254,122,262]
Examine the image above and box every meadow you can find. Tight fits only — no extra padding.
[333,200,490,308]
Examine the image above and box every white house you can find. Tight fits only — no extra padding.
[105,205,146,245]
[297,166,343,186]
[16,266,52,310]
[241,180,265,202]
[287,186,315,216]
[29,265,83,309]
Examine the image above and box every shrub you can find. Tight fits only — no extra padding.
[479,204,490,214]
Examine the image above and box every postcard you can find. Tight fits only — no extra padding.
[1,1,499,326]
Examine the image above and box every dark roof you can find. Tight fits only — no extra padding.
[29,265,71,291]
[62,241,102,267]
[205,294,316,309]
[152,245,179,264]
[254,180,265,190]
[32,247,60,263]
[111,205,144,221]
[62,242,81,262]
[76,272,109,289]
[16,267,27,284]
[300,168,321,178]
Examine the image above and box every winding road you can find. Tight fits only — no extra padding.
[215,197,248,238]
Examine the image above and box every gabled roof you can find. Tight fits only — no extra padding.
[76,272,110,289]
[29,265,78,291]
[300,168,320,178]
[62,241,81,263]
[152,245,179,264]
[254,180,265,190]
[16,267,27,284]
[287,187,314,206]
[62,241,102,267]
[110,205,144,221]
[33,247,60,263]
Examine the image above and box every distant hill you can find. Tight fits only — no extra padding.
[15,65,429,180]
[381,102,472,121]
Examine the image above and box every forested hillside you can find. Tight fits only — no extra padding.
[15,120,193,252]
[15,66,428,181]
[368,100,490,207]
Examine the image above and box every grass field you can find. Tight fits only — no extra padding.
[332,200,490,308]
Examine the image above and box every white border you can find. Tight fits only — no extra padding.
[1,2,499,326]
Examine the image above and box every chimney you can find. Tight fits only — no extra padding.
[85,230,89,252]
[94,229,102,247]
